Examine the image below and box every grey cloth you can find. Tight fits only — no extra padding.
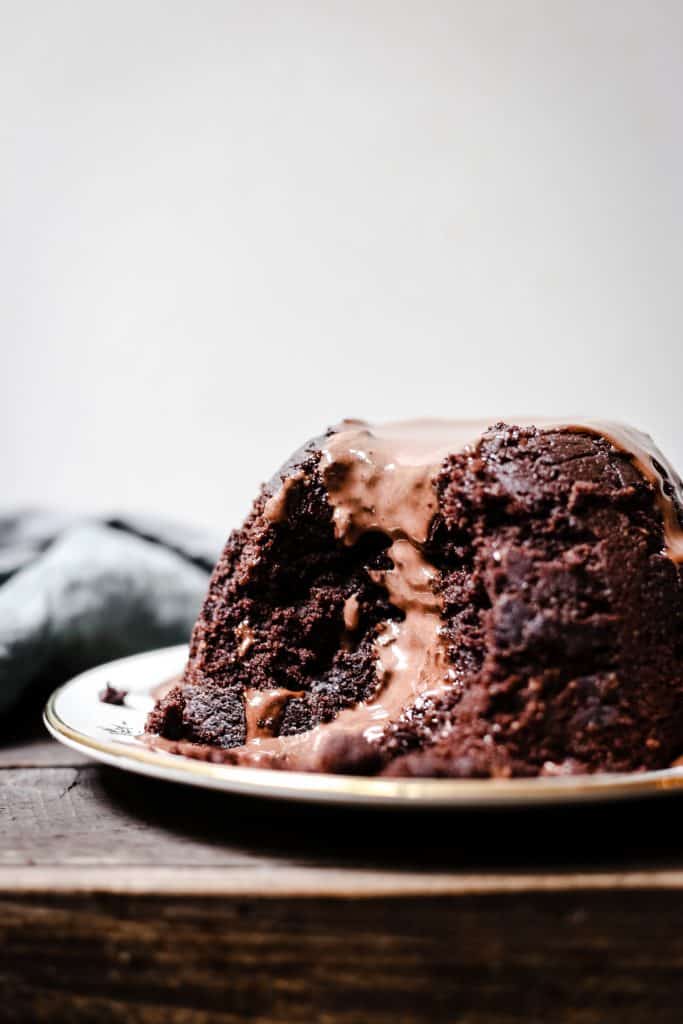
[0,510,224,715]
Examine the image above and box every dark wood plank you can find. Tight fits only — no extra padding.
[0,708,88,768]
[4,759,683,879]
[5,729,683,1021]
[0,734,88,768]
[0,766,272,870]
[3,889,683,1023]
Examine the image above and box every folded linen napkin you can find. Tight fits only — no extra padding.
[0,510,223,715]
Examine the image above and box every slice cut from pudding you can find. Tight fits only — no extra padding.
[146,420,683,777]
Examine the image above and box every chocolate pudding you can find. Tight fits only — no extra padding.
[147,420,683,777]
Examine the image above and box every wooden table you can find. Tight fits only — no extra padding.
[3,705,683,1023]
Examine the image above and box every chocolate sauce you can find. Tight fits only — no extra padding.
[263,470,305,524]
[569,421,683,563]
[243,687,305,741]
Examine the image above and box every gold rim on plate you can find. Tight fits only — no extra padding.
[43,657,683,808]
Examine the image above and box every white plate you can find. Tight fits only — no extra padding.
[44,646,683,808]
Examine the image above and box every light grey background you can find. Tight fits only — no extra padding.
[2,1,681,532]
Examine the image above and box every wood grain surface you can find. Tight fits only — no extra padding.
[3,706,683,1023]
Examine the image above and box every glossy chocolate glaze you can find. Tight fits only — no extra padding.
[571,421,683,563]
[244,687,305,741]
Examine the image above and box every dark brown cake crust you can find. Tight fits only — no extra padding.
[147,423,683,777]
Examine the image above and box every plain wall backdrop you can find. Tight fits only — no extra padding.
[2,0,682,532]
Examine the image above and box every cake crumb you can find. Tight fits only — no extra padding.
[99,684,128,706]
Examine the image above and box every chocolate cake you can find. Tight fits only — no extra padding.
[147,420,683,777]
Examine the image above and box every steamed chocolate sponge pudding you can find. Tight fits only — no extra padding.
[147,420,683,777]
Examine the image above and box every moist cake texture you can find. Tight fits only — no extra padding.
[147,420,683,777]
